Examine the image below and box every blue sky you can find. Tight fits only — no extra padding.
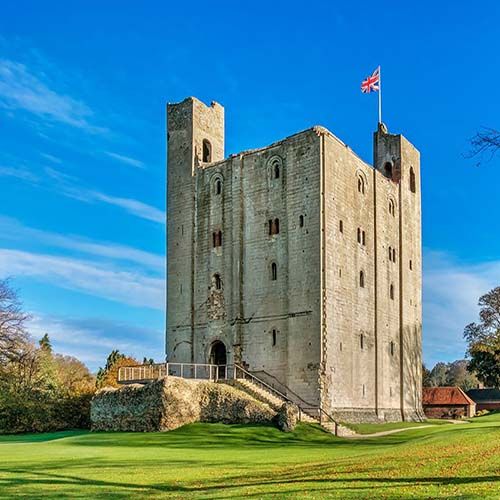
[0,1,499,371]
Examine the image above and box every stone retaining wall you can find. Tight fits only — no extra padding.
[91,377,274,432]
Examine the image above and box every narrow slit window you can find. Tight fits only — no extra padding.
[357,227,361,243]
[216,179,222,195]
[409,259,413,270]
[359,270,365,288]
[390,283,394,300]
[390,341,395,356]
[269,218,280,235]
[360,334,364,349]
[272,329,277,346]
[392,248,396,262]
[389,246,392,261]
[299,215,304,227]
[410,167,416,193]
[214,274,222,290]
[362,231,366,246]
[339,220,343,233]
[271,262,277,281]
[212,231,222,248]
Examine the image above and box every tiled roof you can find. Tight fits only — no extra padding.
[422,387,475,406]
[466,388,500,402]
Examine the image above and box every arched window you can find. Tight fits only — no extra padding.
[357,176,365,194]
[202,139,212,162]
[410,167,416,193]
[384,162,393,178]
[272,329,277,346]
[389,199,395,216]
[215,179,222,195]
[299,215,304,227]
[271,262,277,281]
[274,163,280,179]
[390,283,394,300]
[359,270,365,288]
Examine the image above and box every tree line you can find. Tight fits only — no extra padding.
[0,279,141,433]
[1,277,499,433]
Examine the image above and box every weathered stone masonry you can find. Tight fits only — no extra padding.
[166,97,424,423]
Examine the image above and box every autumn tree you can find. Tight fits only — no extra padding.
[96,350,139,388]
[464,286,500,387]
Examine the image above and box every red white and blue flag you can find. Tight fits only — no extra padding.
[361,67,380,93]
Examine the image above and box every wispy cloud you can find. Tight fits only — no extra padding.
[0,58,106,133]
[0,216,164,273]
[1,163,164,224]
[40,152,62,164]
[89,190,164,223]
[0,165,39,183]
[0,249,164,310]
[423,250,500,366]
[105,151,145,169]
[29,313,163,370]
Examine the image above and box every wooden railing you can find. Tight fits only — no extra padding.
[118,362,235,383]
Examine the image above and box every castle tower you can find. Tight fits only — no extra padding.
[165,97,423,423]
[373,124,422,420]
[166,97,224,363]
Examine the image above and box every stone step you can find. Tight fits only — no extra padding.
[223,379,317,424]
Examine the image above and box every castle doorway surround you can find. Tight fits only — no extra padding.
[208,340,227,378]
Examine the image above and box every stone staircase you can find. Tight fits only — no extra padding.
[222,378,320,426]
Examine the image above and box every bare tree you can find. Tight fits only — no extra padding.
[468,128,500,164]
[0,278,31,364]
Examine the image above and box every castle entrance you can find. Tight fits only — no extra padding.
[209,341,227,378]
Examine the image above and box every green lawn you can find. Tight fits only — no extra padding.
[0,414,499,499]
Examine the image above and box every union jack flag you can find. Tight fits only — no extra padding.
[361,67,380,93]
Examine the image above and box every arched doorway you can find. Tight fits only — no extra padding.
[209,341,227,379]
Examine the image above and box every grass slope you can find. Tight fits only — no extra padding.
[345,418,449,434]
[0,414,499,499]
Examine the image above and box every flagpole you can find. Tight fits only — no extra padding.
[378,65,382,124]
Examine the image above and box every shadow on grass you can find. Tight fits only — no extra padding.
[0,460,498,498]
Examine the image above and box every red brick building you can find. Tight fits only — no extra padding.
[422,387,476,419]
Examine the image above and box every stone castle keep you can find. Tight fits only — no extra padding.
[166,96,424,422]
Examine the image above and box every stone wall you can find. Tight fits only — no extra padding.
[91,377,274,432]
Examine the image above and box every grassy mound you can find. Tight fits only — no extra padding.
[0,414,499,498]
